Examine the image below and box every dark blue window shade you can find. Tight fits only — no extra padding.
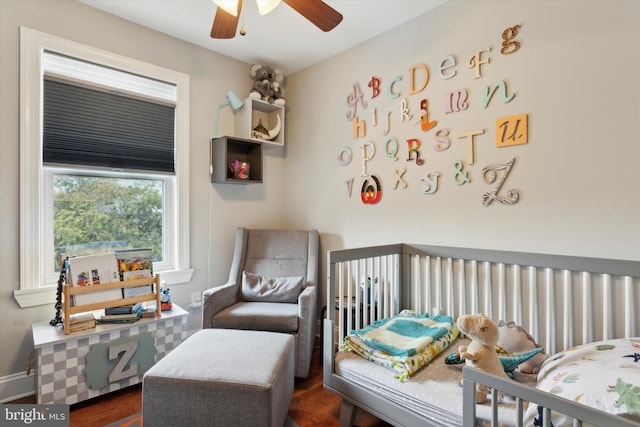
[43,78,176,173]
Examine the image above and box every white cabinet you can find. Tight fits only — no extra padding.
[234,98,285,147]
[32,305,188,404]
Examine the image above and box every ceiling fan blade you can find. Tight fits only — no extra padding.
[283,0,343,32]
[210,0,243,39]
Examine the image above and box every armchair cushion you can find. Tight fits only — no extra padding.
[241,271,303,303]
[211,302,299,332]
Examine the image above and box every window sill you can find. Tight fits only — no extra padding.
[14,268,194,308]
[13,286,58,309]
[158,268,194,287]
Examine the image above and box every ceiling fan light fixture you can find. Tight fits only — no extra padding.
[212,0,239,16]
[210,0,343,39]
[257,0,282,15]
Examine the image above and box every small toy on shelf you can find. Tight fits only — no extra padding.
[160,286,172,311]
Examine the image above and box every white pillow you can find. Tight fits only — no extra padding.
[241,271,303,303]
[524,338,640,426]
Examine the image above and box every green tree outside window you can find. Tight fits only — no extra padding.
[53,175,163,269]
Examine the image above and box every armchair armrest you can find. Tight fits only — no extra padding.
[296,284,318,378]
[202,282,239,328]
[297,285,317,318]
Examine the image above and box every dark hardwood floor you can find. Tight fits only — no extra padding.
[10,337,392,427]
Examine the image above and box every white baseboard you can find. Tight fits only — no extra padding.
[0,371,35,403]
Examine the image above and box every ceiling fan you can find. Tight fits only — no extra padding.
[210,0,343,39]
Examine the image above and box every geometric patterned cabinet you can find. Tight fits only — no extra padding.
[31,305,188,404]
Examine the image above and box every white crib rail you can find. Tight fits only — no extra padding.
[416,258,637,353]
[328,244,640,354]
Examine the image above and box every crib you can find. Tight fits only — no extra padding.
[322,243,640,427]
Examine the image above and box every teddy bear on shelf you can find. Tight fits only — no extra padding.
[457,314,512,404]
[248,64,286,106]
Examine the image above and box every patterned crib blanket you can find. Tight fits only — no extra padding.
[342,310,459,381]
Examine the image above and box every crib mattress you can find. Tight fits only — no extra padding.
[335,337,537,426]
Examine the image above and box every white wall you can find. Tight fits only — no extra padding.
[285,1,640,263]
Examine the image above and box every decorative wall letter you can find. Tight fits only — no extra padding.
[360,142,376,176]
[393,168,408,189]
[338,147,353,166]
[408,64,429,95]
[421,172,440,194]
[368,76,381,98]
[453,160,470,185]
[382,111,392,135]
[496,114,528,147]
[406,138,425,165]
[501,25,522,55]
[433,128,451,152]
[385,137,399,160]
[345,178,354,197]
[481,157,519,206]
[400,99,413,122]
[439,55,457,80]
[361,176,382,204]
[468,47,492,79]
[457,128,485,165]
[352,116,366,139]
[371,108,377,127]
[346,82,367,120]
[420,99,437,132]
[482,80,516,108]
[445,89,469,114]
[388,76,402,99]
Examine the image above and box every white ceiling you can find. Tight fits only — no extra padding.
[77,0,447,75]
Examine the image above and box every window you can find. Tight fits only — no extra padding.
[15,28,192,308]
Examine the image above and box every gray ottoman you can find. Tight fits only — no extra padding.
[142,329,295,427]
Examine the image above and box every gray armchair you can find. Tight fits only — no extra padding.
[202,227,319,378]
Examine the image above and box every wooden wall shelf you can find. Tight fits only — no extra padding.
[234,98,285,147]
[210,136,263,184]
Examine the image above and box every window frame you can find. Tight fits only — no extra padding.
[15,27,192,308]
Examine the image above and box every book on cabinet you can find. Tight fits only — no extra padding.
[116,248,154,298]
[67,252,122,305]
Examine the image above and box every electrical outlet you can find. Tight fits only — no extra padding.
[190,292,202,306]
